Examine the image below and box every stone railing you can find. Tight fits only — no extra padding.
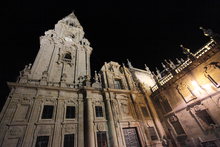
[194,40,216,58]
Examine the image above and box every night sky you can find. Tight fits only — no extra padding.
[0,0,220,110]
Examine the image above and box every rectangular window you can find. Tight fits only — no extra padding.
[64,134,74,147]
[35,136,49,147]
[141,106,149,117]
[196,110,215,125]
[171,121,185,135]
[41,105,54,119]
[148,127,158,140]
[162,99,172,113]
[114,79,123,89]
[95,106,103,117]
[201,141,217,147]
[97,131,108,147]
[66,106,75,119]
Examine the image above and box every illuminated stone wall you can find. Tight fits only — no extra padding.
[150,42,220,146]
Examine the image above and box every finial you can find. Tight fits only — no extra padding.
[156,67,162,79]
[28,63,32,70]
[164,59,169,65]
[180,44,190,55]
[144,64,149,71]
[161,62,166,69]
[94,71,99,82]
[127,59,133,68]
[176,58,181,64]
[169,59,176,69]
[181,58,184,62]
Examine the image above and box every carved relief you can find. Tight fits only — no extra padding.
[9,127,22,137]
[64,99,77,105]
[38,126,51,135]
[64,125,75,133]
[45,98,56,103]
[120,100,130,115]
[115,94,129,99]
[97,123,105,131]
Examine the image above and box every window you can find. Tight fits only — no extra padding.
[160,98,172,113]
[64,53,72,60]
[114,79,123,89]
[196,110,215,126]
[95,106,103,117]
[66,106,75,119]
[64,134,74,147]
[169,116,185,135]
[148,127,158,140]
[97,131,108,147]
[41,105,54,119]
[201,141,217,147]
[35,136,49,147]
[141,107,149,117]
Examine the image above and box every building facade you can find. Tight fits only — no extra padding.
[0,13,165,147]
[0,13,220,147]
[136,32,220,146]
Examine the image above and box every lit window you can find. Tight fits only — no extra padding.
[114,79,123,89]
[64,134,74,147]
[41,105,54,119]
[95,106,103,117]
[97,131,108,147]
[66,106,75,119]
[35,136,49,147]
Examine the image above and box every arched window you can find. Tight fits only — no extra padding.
[64,53,72,60]
[63,52,72,63]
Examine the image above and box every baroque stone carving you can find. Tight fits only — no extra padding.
[38,126,51,135]
[97,123,105,131]
[64,125,75,133]
[9,127,22,137]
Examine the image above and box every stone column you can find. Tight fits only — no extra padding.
[78,95,84,147]
[86,96,95,147]
[105,95,118,147]
[145,95,166,138]
[22,96,42,147]
[52,98,63,147]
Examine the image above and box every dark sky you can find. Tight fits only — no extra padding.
[0,0,220,109]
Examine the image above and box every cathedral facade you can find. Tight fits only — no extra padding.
[0,13,220,147]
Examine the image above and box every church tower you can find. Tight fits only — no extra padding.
[30,12,92,86]
[0,13,93,147]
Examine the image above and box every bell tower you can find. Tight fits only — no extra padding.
[30,12,92,86]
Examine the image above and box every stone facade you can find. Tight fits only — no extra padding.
[141,34,220,146]
[1,12,220,147]
[0,13,164,147]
